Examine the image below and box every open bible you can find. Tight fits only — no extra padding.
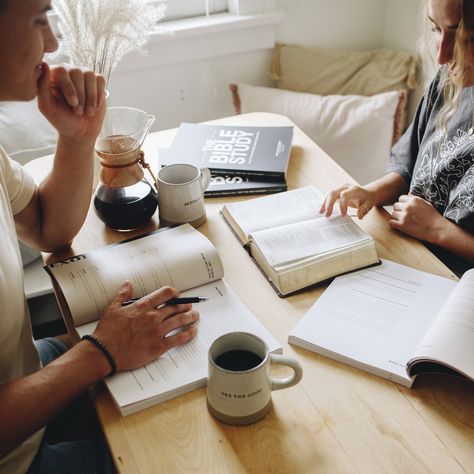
[220,186,380,296]
[45,224,280,415]
[289,259,474,387]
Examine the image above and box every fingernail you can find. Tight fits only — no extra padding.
[87,106,95,116]
[70,95,79,107]
[75,105,83,116]
[119,281,130,295]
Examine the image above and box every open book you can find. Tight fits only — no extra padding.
[45,224,281,416]
[289,259,474,387]
[220,186,380,296]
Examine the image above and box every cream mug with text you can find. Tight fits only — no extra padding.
[157,163,211,228]
[207,332,303,425]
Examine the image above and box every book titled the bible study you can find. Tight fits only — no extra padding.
[289,259,474,387]
[158,148,287,197]
[45,224,281,416]
[220,186,380,296]
[160,123,293,179]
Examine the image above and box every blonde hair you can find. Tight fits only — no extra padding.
[419,0,473,133]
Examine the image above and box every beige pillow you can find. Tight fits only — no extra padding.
[230,83,406,185]
[271,44,417,128]
[0,100,56,165]
[271,44,418,96]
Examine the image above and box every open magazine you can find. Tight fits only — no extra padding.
[289,259,474,387]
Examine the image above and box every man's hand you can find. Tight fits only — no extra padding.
[92,282,200,372]
[37,62,106,140]
[389,194,446,243]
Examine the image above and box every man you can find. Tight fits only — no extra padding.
[0,1,199,472]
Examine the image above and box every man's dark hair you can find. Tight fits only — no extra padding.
[0,0,8,14]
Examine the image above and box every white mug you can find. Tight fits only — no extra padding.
[157,164,211,228]
[207,332,303,425]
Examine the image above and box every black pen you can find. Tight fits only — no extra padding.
[122,296,208,307]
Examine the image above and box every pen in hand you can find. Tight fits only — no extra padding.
[121,296,209,307]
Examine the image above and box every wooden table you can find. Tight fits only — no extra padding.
[31,113,474,473]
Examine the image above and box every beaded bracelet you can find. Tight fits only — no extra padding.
[81,335,117,377]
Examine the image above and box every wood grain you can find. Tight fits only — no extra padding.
[30,113,473,473]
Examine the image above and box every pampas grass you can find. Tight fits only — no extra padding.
[54,0,167,84]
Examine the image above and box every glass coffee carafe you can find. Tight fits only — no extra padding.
[94,106,157,230]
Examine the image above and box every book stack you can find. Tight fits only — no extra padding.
[159,123,294,197]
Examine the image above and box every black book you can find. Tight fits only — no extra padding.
[160,123,293,179]
[205,173,287,198]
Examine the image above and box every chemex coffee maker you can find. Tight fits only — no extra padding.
[94,106,157,230]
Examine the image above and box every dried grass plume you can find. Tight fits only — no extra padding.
[53,0,167,85]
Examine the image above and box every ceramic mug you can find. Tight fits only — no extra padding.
[207,332,303,425]
[157,163,211,228]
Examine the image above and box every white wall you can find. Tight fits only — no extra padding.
[275,0,386,49]
[384,0,422,51]
[384,0,424,118]
[108,49,273,132]
[109,0,423,132]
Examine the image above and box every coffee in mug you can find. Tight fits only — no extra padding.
[157,163,211,228]
[207,332,303,425]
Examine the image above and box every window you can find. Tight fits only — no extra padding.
[159,0,228,21]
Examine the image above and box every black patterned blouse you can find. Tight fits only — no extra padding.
[388,71,474,276]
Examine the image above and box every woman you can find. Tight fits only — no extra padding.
[321,0,474,276]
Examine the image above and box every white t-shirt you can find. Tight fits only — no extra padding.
[0,146,44,474]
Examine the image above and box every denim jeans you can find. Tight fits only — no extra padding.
[26,338,115,474]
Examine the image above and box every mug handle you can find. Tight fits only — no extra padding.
[269,354,303,391]
[200,167,211,191]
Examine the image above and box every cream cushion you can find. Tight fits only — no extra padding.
[0,100,56,166]
[231,83,403,184]
[271,44,418,128]
[272,44,417,97]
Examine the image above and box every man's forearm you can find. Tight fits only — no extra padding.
[37,135,96,249]
[0,341,109,455]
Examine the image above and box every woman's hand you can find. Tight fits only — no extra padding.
[92,282,200,372]
[320,183,377,219]
[37,62,106,140]
[389,194,447,243]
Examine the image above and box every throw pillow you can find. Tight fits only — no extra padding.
[230,83,406,185]
[0,100,56,165]
[271,44,418,96]
[271,44,417,128]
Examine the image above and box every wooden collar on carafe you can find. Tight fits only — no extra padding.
[98,150,145,168]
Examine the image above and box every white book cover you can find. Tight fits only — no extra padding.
[289,259,463,387]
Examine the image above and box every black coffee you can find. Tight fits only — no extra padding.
[214,349,263,371]
[94,181,157,230]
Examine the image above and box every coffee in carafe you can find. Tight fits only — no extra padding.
[93,107,157,231]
